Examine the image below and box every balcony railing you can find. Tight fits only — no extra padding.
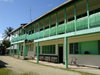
[12,12,100,43]
[11,34,28,43]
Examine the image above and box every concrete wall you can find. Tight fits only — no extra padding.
[34,39,64,55]
[33,33,100,66]
[67,33,100,66]
[68,55,100,67]
[28,51,34,57]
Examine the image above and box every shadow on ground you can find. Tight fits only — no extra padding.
[0,60,8,68]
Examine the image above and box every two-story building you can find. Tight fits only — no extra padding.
[10,0,100,68]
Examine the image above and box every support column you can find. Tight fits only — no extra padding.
[49,16,51,36]
[38,22,40,39]
[37,42,39,63]
[64,8,67,33]
[74,4,77,31]
[17,44,20,58]
[23,42,26,59]
[13,45,14,56]
[34,24,36,33]
[56,12,58,35]
[87,0,90,29]
[10,45,12,56]
[43,18,45,38]
[64,37,68,68]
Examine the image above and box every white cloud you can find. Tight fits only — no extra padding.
[0,0,14,2]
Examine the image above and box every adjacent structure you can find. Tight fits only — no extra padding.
[10,0,100,68]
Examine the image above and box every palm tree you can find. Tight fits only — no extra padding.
[3,27,13,39]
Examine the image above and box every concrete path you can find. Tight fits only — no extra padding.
[29,60,100,75]
[0,56,80,75]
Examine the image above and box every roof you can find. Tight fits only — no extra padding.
[11,0,76,34]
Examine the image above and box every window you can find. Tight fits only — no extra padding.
[69,43,74,54]
[42,45,55,54]
[69,43,78,54]
[70,41,99,55]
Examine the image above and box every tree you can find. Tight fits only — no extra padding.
[0,40,10,55]
[3,27,13,39]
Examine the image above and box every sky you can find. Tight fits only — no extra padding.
[0,0,67,40]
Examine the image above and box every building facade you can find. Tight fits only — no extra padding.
[10,0,100,68]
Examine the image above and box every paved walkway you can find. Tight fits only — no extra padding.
[0,56,80,75]
[29,60,100,75]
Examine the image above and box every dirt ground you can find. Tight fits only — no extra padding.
[0,56,81,75]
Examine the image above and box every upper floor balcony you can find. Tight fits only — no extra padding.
[27,12,100,41]
[11,34,28,43]
[11,0,100,43]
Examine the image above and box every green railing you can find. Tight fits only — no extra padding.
[57,24,65,34]
[76,16,88,30]
[44,29,50,37]
[11,34,28,43]
[90,12,100,27]
[12,12,100,42]
[50,26,56,36]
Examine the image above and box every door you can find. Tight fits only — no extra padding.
[58,44,63,63]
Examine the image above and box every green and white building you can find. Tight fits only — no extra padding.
[10,0,100,68]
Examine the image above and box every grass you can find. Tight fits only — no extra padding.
[0,68,11,75]
[28,61,96,75]
[0,68,39,75]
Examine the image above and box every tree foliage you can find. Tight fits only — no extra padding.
[3,27,13,39]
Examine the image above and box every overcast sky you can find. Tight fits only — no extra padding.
[0,0,67,40]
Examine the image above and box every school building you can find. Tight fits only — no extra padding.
[10,0,100,68]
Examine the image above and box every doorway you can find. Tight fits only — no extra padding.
[58,44,63,63]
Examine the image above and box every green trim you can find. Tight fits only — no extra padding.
[86,0,90,29]
[74,4,77,31]
[17,44,20,58]
[56,12,58,35]
[34,24,36,33]
[34,27,100,42]
[38,22,40,39]
[37,42,39,63]
[43,18,45,38]
[23,42,26,59]
[49,15,51,36]
[64,7,67,33]
[64,37,68,68]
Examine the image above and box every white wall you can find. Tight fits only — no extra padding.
[68,55,100,67]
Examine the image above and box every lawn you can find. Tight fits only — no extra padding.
[0,68,36,75]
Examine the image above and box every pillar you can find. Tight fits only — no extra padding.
[74,4,77,31]
[23,42,26,59]
[64,37,68,68]
[17,44,20,58]
[10,45,12,56]
[87,0,90,29]
[56,12,58,35]
[64,7,67,33]
[37,42,39,63]
[13,45,14,56]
